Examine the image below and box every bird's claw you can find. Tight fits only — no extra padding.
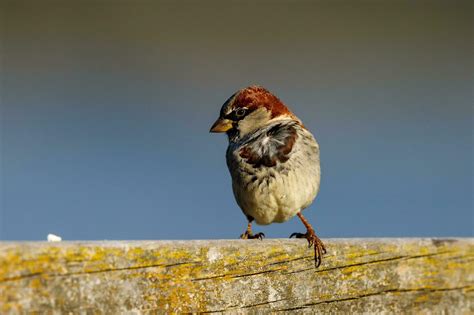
[290,232,306,240]
[289,232,313,247]
[240,231,265,240]
[289,230,326,268]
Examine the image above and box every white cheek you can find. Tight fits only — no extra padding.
[238,108,272,136]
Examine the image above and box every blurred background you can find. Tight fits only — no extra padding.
[0,0,472,240]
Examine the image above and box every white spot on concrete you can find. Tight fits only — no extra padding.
[47,234,62,242]
[268,285,279,301]
[207,247,223,262]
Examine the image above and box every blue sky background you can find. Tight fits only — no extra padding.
[0,1,472,240]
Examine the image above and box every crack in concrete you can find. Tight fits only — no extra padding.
[286,250,452,275]
[276,286,473,311]
[0,261,202,283]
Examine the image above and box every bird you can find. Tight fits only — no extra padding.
[210,85,326,267]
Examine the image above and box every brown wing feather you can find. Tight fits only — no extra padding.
[239,122,298,168]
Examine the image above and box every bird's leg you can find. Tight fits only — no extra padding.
[290,212,326,267]
[240,220,265,240]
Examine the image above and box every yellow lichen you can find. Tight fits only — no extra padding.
[0,240,473,312]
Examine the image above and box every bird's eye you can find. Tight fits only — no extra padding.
[235,108,247,117]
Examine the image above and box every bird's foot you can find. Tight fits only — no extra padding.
[290,230,326,267]
[240,231,265,240]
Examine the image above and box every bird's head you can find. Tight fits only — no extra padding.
[210,86,299,140]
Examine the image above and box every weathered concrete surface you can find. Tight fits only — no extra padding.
[0,238,472,314]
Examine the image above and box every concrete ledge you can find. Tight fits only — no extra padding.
[0,238,473,313]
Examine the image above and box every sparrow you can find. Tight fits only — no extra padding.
[210,86,326,267]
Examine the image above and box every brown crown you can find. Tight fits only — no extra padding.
[232,86,294,119]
